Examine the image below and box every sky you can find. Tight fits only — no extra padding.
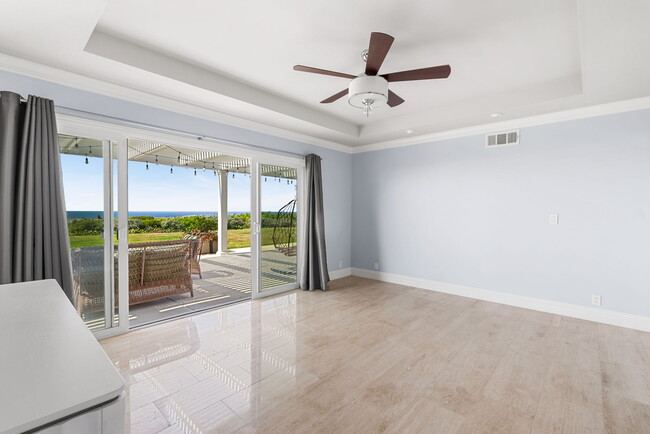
[60,154,297,213]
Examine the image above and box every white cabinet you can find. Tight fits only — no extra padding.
[37,409,102,434]
[36,393,125,434]
[101,393,127,434]
[0,280,125,434]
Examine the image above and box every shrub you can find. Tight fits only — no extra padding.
[227,216,247,229]
[68,218,104,235]
[177,215,218,232]
[260,216,275,228]
[161,218,185,231]
[128,219,143,230]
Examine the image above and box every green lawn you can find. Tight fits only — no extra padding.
[227,228,276,248]
[68,232,185,249]
[69,228,281,249]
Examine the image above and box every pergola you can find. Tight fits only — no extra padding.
[59,135,297,254]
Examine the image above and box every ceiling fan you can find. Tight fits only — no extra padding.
[294,32,451,116]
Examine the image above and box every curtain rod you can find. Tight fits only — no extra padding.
[4,93,313,160]
[54,105,308,159]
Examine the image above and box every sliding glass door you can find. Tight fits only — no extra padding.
[251,160,302,298]
[58,116,305,335]
[125,138,253,327]
[59,135,124,334]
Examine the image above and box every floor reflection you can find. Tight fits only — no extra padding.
[101,291,301,433]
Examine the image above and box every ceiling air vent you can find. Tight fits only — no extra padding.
[485,130,519,148]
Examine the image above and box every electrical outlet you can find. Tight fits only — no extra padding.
[339,260,343,269]
[592,295,602,306]
[373,262,379,271]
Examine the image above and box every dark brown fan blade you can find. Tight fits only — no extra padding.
[321,89,348,103]
[387,90,405,107]
[382,65,451,82]
[293,65,356,79]
[365,32,394,76]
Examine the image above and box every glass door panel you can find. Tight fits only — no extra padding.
[59,135,117,331]
[125,138,253,327]
[258,164,298,293]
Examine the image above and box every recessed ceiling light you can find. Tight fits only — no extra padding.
[405,129,416,134]
[490,112,503,118]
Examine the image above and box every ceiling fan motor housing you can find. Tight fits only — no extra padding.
[348,74,388,108]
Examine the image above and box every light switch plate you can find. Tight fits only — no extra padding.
[549,214,559,225]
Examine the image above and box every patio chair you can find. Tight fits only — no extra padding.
[181,235,204,279]
[128,240,194,305]
[72,240,194,316]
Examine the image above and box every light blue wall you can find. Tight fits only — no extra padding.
[0,69,352,273]
[352,109,650,317]
[6,69,650,317]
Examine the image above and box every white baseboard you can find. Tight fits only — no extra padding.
[351,268,650,332]
[330,267,352,280]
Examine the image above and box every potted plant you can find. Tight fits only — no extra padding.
[203,230,219,254]
[184,229,218,254]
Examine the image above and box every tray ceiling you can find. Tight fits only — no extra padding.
[1,0,650,148]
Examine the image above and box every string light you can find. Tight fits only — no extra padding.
[146,162,149,170]
[155,155,159,165]
[265,177,267,182]
[74,138,79,148]
[287,179,290,184]
[232,172,235,179]
[213,170,217,176]
[177,152,181,164]
[85,157,89,165]
[170,167,173,174]
[203,162,206,172]
[194,168,197,176]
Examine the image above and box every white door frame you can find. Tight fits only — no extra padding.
[250,156,305,300]
[58,113,306,337]
[92,139,129,340]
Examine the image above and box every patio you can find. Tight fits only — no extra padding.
[128,248,297,327]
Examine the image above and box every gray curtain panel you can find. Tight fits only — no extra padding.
[300,154,330,291]
[0,91,74,301]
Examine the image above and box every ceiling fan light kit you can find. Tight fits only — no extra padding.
[348,75,388,117]
[293,32,451,117]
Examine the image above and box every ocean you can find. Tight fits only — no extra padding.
[67,211,248,219]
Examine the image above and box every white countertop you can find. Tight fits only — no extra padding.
[0,280,124,434]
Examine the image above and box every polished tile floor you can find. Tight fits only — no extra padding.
[100,276,650,433]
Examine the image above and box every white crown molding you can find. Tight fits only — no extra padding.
[351,268,650,332]
[4,52,650,157]
[329,267,352,281]
[0,52,354,154]
[351,95,650,154]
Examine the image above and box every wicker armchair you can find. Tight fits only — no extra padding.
[72,240,194,316]
[181,235,204,278]
[128,240,194,305]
